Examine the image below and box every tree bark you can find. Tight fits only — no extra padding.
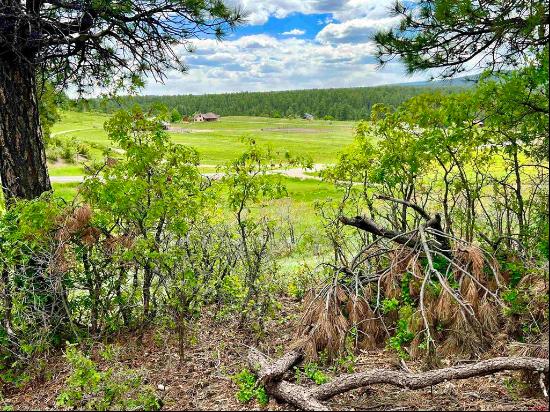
[254,348,303,384]
[0,58,51,204]
[248,347,549,411]
[311,356,549,400]
[248,348,330,411]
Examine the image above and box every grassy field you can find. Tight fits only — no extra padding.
[49,111,355,172]
[48,111,352,216]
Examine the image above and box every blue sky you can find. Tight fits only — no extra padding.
[143,0,432,95]
[228,13,333,40]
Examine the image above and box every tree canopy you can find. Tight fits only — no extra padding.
[375,0,549,77]
[0,0,242,93]
[0,0,241,204]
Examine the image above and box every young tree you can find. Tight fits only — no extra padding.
[170,108,183,123]
[0,0,242,204]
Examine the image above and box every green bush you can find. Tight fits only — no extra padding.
[387,305,414,359]
[56,345,161,411]
[233,369,268,406]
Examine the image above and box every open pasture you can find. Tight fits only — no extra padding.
[50,112,355,173]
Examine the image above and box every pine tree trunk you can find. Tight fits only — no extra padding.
[0,58,51,204]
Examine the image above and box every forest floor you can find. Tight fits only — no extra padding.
[3,297,548,411]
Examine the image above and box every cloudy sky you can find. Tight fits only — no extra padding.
[143,0,431,95]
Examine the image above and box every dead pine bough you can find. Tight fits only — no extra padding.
[297,195,517,362]
[247,348,549,411]
[243,196,549,410]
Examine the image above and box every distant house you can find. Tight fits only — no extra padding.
[303,113,314,120]
[194,112,220,122]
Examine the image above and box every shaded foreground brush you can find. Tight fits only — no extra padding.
[295,224,543,362]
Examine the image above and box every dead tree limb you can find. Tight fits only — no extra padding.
[339,215,421,247]
[311,356,549,400]
[247,348,329,411]
[247,347,549,411]
[256,348,303,384]
[345,195,453,258]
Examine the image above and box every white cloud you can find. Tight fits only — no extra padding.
[226,0,395,26]
[316,16,401,44]
[281,28,306,35]
[141,34,428,95]
[70,1,427,97]
[227,0,400,46]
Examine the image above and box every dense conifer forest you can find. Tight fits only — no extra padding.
[81,84,465,120]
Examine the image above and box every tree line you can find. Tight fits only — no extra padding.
[77,85,465,121]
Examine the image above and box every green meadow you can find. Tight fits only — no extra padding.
[48,111,521,209]
[50,111,355,168]
[49,111,353,213]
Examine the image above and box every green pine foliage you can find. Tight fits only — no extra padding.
[77,85,465,121]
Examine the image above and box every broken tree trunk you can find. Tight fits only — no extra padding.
[339,215,421,247]
[248,347,549,411]
[341,195,453,259]
[311,356,549,400]
[248,348,329,411]
[254,348,303,384]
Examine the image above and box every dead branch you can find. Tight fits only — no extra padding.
[342,194,453,258]
[247,348,329,411]
[339,215,421,248]
[311,356,549,400]
[256,348,303,384]
[247,347,549,411]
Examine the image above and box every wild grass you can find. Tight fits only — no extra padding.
[51,111,355,166]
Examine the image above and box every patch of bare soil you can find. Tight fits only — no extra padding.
[167,127,191,133]
[261,128,324,133]
[3,298,548,411]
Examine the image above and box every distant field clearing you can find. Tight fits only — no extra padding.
[50,112,356,167]
[261,127,324,133]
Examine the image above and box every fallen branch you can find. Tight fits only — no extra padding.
[311,356,549,400]
[247,348,329,411]
[256,348,303,384]
[339,215,421,247]
[247,347,549,411]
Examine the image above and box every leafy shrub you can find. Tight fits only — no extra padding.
[56,345,161,411]
[381,298,399,314]
[387,306,414,359]
[76,141,92,158]
[233,369,269,406]
[303,362,329,384]
[61,142,77,163]
[502,288,529,316]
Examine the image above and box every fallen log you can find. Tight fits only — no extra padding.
[255,348,303,384]
[339,215,421,247]
[247,347,549,411]
[311,356,549,400]
[248,348,329,411]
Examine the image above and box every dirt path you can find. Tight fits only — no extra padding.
[50,128,97,137]
[50,164,327,184]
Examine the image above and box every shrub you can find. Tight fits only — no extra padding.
[56,345,161,411]
[233,369,269,406]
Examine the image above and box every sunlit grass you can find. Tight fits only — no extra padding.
[50,112,355,167]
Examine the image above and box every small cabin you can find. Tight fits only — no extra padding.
[194,112,220,122]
